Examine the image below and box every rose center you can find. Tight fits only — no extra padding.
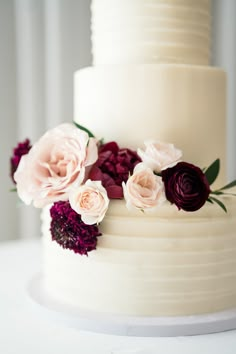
[81,191,99,209]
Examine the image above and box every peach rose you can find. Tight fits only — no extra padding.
[138,140,182,173]
[14,123,98,207]
[69,179,109,225]
[123,163,166,211]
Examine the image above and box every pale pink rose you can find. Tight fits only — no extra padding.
[69,179,109,225]
[122,163,166,211]
[14,123,98,207]
[138,140,182,173]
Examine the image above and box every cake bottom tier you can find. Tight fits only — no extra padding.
[42,198,236,317]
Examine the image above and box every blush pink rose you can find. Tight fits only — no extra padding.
[69,179,109,225]
[138,140,182,173]
[122,163,166,211]
[14,123,98,207]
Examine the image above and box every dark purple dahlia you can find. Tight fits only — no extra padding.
[10,138,31,183]
[162,161,210,212]
[50,201,101,255]
[89,141,141,199]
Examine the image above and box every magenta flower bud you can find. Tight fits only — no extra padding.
[89,141,141,199]
[10,139,31,184]
[50,201,101,255]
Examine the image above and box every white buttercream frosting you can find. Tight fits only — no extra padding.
[74,64,226,186]
[91,0,211,65]
[42,197,236,316]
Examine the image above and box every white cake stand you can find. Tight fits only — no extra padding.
[28,273,236,337]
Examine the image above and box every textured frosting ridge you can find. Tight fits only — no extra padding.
[42,199,236,316]
[91,0,211,65]
[74,64,226,185]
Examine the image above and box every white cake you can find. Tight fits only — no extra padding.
[41,0,236,318]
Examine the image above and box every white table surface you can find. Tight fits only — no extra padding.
[1,239,236,354]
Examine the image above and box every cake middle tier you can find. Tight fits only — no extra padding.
[74,64,226,185]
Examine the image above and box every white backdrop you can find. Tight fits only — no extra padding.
[0,0,236,241]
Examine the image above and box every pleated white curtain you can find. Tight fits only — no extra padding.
[1,0,91,241]
[13,0,91,240]
[0,0,236,241]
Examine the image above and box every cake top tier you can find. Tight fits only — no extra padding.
[91,0,211,66]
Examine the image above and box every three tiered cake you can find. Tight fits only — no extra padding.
[12,0,236,325]
[42,0,236,317]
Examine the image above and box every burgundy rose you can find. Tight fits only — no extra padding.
[88,141,141,199]
[50,201,101,255]
[10,138,31,183]
[161,162,210,212]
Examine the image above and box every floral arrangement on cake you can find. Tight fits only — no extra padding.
[10,123,236,255]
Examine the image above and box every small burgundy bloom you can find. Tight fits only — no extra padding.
[89,141,141,199]
[50,201,101,255]
[161,162,210,212]
[10,138,31,183]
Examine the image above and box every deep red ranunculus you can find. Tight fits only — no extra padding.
[161,162,210,212]
[88,141,141,199]
[10,138,31,184]
[50,201,101,255]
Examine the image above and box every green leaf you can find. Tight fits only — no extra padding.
[210,190,224,195]
[211,190,236,197]
[219,179,236,191]
[204,159,220,186]
[154,172,162,177]
[209,196,227,212]
[73,122,95,138]
[10,188,17,192]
